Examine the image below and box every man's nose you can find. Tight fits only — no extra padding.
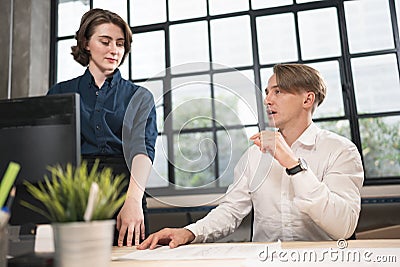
[264,94,271,106]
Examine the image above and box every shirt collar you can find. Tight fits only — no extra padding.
[109,69,122,87]
[82,68,122,88]
[294,122,320,147]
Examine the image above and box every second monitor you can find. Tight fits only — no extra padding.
[0,93,81,225]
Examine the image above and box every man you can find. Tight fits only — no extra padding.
[138,64,364,250]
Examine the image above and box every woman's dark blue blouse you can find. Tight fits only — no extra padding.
[47,68,157,163]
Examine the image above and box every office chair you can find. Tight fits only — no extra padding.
[249,209,357,241]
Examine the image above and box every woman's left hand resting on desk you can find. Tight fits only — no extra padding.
[117,154,152,247]
[137,228,195,249]
[117,197,144,247]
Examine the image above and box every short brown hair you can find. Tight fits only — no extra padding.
[273,63,327,112]
[71,8,132,67]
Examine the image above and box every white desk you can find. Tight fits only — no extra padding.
[111,239,400,267]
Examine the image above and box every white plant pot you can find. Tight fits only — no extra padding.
[52,220,115,267]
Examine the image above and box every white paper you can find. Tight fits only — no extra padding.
[115,241,281,261]
[34,224,54,253]
[243,247,400,267]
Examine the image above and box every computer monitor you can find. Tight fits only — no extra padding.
[0,93,81,225]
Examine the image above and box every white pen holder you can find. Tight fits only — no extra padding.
[0,225,7,267]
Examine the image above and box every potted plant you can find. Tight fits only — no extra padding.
[21,160,127,267]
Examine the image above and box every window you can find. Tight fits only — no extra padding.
[52,0,400,196]
[298,7,341,60]
[256,13,298,64]
[170,22,210,73]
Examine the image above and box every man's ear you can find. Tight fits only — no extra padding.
[303,91,315,108]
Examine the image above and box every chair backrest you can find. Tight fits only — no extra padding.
[249,208,357,241]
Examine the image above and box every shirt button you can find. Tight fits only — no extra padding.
[96,91,99,96]
[96,125,101,130]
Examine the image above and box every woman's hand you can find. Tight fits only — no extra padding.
[116,198,144,247]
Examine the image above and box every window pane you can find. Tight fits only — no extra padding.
[345,0,394,54]
[170,22,210,74]
[130,0,167,26]
[259,68,273,126]
[56,39,86,83]
[217,127,254,187]
[93,0,128,21]
[352,54,400,114]
[251,0,293,9]
[213,70,258,126]
[209,0,249,15]
[171,75,212,130]
[396,0,400,38]
[260,68,274,91]
[256,13,298,65]
[298,8,341,60]
[119,56,130,80]
[316,120,351,140]
[131,31,165,79]
[360,116,400,178]
[210,16,253,68]
[147,135,169,188]
[308,61,344,118]
[297,0,327,3]
[137,80,164,132]
[173,132,216,189]
[168,0,207,21]
[57,0,89,37]
[345,0,394,53]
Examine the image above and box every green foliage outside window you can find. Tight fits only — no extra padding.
[318,117,400,178]
[359,117,400,177]
[173,95,250,188]
[173,92,400,187]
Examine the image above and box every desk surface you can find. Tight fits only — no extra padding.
[110,239,400,267]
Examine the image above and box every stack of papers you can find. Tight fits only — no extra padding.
[114,241,281,261]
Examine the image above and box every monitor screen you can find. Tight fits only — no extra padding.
[0,93,81,225]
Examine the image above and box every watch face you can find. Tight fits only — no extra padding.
[299,158,308,170]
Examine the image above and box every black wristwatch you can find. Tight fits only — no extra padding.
[286,158,308,176]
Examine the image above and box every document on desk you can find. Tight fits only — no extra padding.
[115,241,281,261]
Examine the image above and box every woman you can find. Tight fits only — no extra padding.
[47,8,157,247]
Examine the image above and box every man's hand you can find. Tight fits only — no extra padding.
[137,228,195,250]
[250,130,298,169]
[116,198,144,247]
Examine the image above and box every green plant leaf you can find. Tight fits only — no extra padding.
[21,159,128,222]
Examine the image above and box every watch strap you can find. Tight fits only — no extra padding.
[285,158,307,176]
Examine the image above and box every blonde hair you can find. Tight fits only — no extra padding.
[273,64,327,112]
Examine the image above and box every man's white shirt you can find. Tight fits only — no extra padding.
[185,123,364,242]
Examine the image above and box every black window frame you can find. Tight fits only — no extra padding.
[50,0,400,197]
